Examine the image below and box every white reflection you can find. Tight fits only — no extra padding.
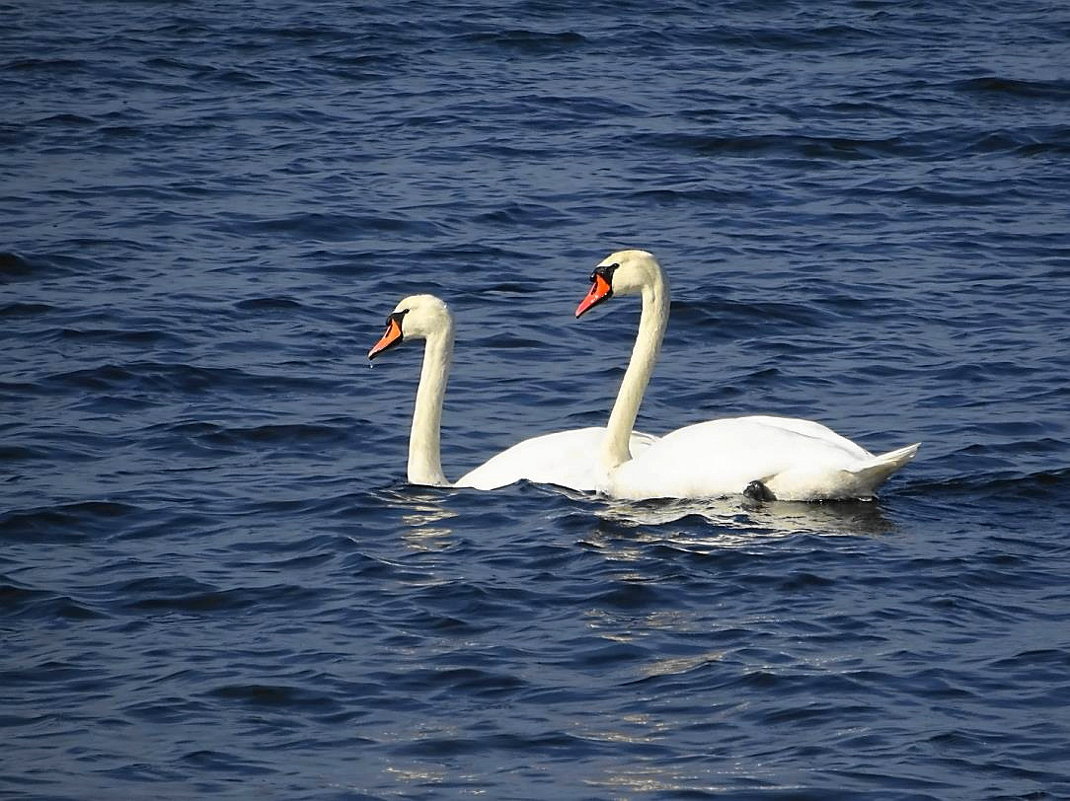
[640,650,727,679]
[375,485,457,550]
[593,494,897,539]
[587,766,799,795]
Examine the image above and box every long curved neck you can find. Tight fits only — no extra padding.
[408,324,453,487]
[600,270,670,473]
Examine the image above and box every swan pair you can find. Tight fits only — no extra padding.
[368,250,919,501]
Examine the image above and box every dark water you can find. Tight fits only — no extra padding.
[3,1,1070,798]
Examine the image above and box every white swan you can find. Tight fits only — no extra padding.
[574,250,920,501]
[368,294,658,490]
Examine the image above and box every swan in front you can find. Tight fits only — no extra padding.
[574,250,920,501]
[368,294,657,490]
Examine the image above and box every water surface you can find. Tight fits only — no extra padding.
[3,1,1070,799]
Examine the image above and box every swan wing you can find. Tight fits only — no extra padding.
[730,415,875,460]
[456,426,659,492]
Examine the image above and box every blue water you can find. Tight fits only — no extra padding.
[3,1,1070,798]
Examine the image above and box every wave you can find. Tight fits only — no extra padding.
[233,296,304,311]
[0,252,57,282]
[0,501,143,543]
[955,76,1070,101]
[0,583,105,621]
[166,420,350,449]
[628,130,922,161]
[459,29,588,54]
[0,251,115,283]
[907,466,1070,503]
[49,327,183,347]
[114,576,323,615]
[0,301,54,317]
[217,212,446,241]
[5,58,88,73]
[629,125,1070,164]
[43,361,329,396]
[204,682,343,711]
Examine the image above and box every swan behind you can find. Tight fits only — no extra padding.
[369,294,657,491]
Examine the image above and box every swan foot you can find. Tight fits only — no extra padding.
[743,480,777,502]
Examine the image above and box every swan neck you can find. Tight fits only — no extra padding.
[408,325,452,487]
[601,275,669,472]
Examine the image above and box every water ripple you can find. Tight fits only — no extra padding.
[4,1,1070,799]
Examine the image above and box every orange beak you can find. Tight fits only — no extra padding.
[575,272,614,318]
[368,315,404,360]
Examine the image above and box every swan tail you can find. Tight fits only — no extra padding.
[844,442,921,494]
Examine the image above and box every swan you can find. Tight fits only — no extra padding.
[368,294,658,490]
[574,250,920,501]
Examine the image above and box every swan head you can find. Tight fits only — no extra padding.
[576,249,662,317]
[368,294,452,359]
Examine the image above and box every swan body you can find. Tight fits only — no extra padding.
[607,416,919,501]
[369,294,657,491]
[575,250,919,501]
[455,426,659,491]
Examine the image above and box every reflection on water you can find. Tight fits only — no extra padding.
[590,765,787,796]
[573,710,675,746]
[638,651,727,680]
[373,482,897,553]
[375,485,458,550]
[592,495,898,539]
[583,608,710,642]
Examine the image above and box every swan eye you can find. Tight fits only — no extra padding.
[593,263,619,283]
